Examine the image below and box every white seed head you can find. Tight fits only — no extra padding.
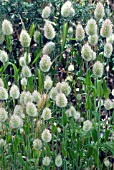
[88,34,98,46]
[42,107,52,120]
[81,44,92,61]
[21,77,27,86]
[44,75,53,91]
[56,82,62,93]
[68,64,74,71]
[2,19,13,35]
[33,138,42,150]
[39,55,52,72]
[61,1,75,17]
[94,2,105,21]
[85,19,97,36]
[19,30,31,47]
[74,111,80,121]
[42,156,51,166]
[55,154,62,167]
[106,34,114,44]
[22,66,32,78]
[42,6,51,19]
[0,139,6,148]
[76,24,85,41]
[19,91,27,105]
[104,99,112,110]
[91,51,96,61]
[104,159,110,167]
[19,57,26,67]
[0,87,8,100]
[93,61,104,78]
[32,90,41,104]
[24,91,33,105]
[10,114,23,129]
[34,31,41,43]
[49,87,58,100]
[10,84,20,99]
[26,102,37,117]
[24,52,31,64]
[100,19,113,38]
[61,82,71,96]
[44,22,55,40]
[43,41,55,55]
[14,105,25,118]
[41,129,52,143]
[56,93,68,108]
[76,94,82,101]
[83,120,92,132]
[0,107,8,122]
[104,43,113,58]
[0,50,8,63]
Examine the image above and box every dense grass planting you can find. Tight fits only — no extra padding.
[0,1,114,169]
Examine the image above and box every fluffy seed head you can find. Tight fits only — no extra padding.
[41,129,52,143]
[93,61,104,78]
[104,43,113,58]
[26,102,37,117]
[61,82,71,96]
[19,91,26,105]
[55,154,62,167]
[32,90,41,104]
[42,157,51,166]
[104,99,112,110]
[2,19,13,35]
[56,82,62,93]
[14,105,25,118]
[61,1,75,17]
[100,19,113,38]
[91,51,96,61]
[86,19,97,36]
[83,120,92,132]
[24,91,33,105]
[56,93,68,108]
[21,77,27,86]
[42,107,52,120]
[33,138,42,150]
[39,55,52,72]
[10,85,20,99]
[22,66,32,77]
[43,42,55,55]
[49,87,58,100]
[0,87,8,100]
[42,6,51,19]
[0,139,6,148]
[94,2,105,20]
[74,111,80,121]
[19,57,26,67]
[44,22,55,40]
[68,64,74,72]
[106,34,114,44]
[0,107,8,122]
[44,75,53,91]
[34,31,41,43]
[76,24,85,41]
[88,34,98,46]
[81,44,92,61]
[10,114,23,129]
[0,50,8,63]
[104,159,110,167]
[19,30,31,47]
